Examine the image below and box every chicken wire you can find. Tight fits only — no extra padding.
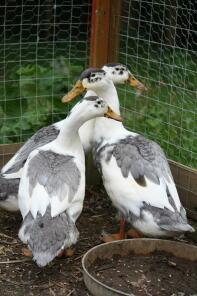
[118,0,197,169]
[0,0,91,144]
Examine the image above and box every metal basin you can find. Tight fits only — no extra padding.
[82,238,197,296]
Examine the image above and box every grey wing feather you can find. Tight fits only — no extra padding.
[109,135,172,185]
[142,202,194,233]
[0,174,19,201]
[28,150,81,202]
[20,206,79,267]
[3,124,60,174]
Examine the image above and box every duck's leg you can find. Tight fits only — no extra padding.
[58,247,75,257]
[126,228,143,238]
[22,247,32,257]
[100,217,126,242]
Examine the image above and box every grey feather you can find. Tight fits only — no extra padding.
[0,174,19,201]
[126,189,194,235]
[80,68,105,81]
[28,150,81,202]
[93,135,172,186]
[93,136,193,235]
[84,96,99,101]
[19,206,79,267]
[3,124,60,174]
[160,223,194,232]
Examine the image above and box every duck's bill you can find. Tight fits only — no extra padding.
[62,80,85,103]
[127,74,147,92]
[104,107,122,122]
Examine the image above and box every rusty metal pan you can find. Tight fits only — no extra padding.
[82,238,197,296]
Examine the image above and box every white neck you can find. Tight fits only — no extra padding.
[92,79,125,142]
[55,112,85,150]
[93,80,120,114]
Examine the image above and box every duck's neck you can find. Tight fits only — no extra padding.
[94,80,120,115]
[93,80,124,142]
[55,113,85,150]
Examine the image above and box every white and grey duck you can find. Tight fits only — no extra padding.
[62,67,194,239]
[18,95,121,267]
[0,63,142,211]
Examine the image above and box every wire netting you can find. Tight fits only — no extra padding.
[118,0,197,169]
[0,0,91,144]
[0,0,196,171]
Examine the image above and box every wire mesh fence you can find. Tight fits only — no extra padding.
[0,0,91,144]
[118,0,197,169]
[0,0,196,171]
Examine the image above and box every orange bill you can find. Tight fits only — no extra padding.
[62,80,85,103]
[104,106,122,122]
[127,74,147,92]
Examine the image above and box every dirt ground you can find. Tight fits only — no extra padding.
[0,187,196,296]
[91,252,197,295]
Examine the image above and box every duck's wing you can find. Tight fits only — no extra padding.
[2,124,60,176]
[94,134,172,185]
[101,135,193,232]
[21,150,81,219]
[109,135,172,186]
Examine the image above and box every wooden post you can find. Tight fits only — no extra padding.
[89,0,122,67]
[87,0,122,185]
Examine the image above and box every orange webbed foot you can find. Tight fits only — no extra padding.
[22,247,32,257]
[100,232,126,243]
[126,228,143,238]
[58,247,75,257]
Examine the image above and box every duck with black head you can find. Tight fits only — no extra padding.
[62,67,194,241]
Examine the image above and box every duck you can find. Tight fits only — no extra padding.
[0,176,19,211]
[62,67,194,239]
[0,63,143,211]
[18,95,121,267]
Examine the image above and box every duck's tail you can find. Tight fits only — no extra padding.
[159,204,195,233]
[160,223,194,233]
[18,207,79,267]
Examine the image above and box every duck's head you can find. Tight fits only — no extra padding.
[102,63,146,92]
[62,68,111,103]
[69,96,122,122]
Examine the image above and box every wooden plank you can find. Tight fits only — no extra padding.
[169,160,197,220]
[89,0,122,67]
[0,143,23,168]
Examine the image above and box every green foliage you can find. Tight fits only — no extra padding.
[0,57,83,143]
[0,46,196,168]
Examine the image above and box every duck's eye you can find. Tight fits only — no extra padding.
[97,100,102,104]
[91,73,96,78]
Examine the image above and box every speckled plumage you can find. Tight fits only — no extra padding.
[93,135,171,185]
[80,68,105,81]
[20,206,78,267]
[27,150,81,203]
[2,125,60,175]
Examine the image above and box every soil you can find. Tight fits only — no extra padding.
[91,252,197,296]
[0,186,196,296]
